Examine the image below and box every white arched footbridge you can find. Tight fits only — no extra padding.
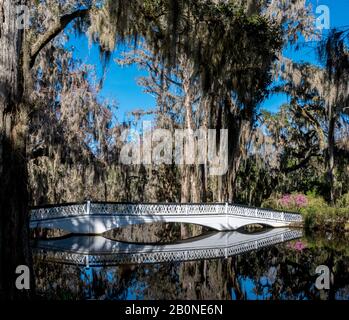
[30,202,303,234]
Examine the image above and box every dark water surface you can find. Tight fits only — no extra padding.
[31,227,349,300]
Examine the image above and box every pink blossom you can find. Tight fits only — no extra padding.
[280,194,292,207]
[294,194,307,207]
[279,194,308,209]
[288,240,306,251]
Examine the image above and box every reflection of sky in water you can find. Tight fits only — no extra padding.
[80,266,147,300]
[238,275,315,300]
[126,282,146,300]
[80,265,335,300]
[236,276,312,300]
[336,289,349,300]
[238,276,272,300]
[232,274,349,300]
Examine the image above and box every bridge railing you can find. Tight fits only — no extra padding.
[30,202,303,223]
[30,203,86,221]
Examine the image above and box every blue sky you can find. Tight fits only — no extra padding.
[263,0,349,112]
[66,0,349,118]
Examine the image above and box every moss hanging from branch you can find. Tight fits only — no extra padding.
[88,0,283,108]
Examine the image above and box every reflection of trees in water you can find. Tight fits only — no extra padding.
[34,261,84,300]
[34,261,143,300]
[175,260,233,300]
[135,260,234,300]
[33,257,234,300]
[33,235,349,300]
[104,223,182,243]
[230,241,349,300]
[104,223,211,243]
[82,266,135,300]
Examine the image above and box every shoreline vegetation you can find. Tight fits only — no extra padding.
[262,193,349,233]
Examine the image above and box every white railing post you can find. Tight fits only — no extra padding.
[186,204,188,215]
[86,201,91,234]
[281,211,285,221]
[225,232,229,258]
[255,208,258,218]
[86,200,91,216]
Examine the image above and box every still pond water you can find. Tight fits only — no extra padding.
[31,225,349,300]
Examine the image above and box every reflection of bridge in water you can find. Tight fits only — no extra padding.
[32,228,303,267]
[30,202,303,234]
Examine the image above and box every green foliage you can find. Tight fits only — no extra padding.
[304,199,349,232]
[338,192,349,208]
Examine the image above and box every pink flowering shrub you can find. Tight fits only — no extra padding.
[279,194,308,210]
[263,193,347,231]
[279,194,292,207]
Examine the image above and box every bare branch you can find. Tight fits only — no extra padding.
[30,9,90,68]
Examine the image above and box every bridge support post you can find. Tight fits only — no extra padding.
[86,201,91,234]
[86,201,91,215]
[85,255,90,268]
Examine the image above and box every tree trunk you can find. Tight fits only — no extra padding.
[327,113,336,204]
[214,97,249,203]
[0,0,32,299]
[180,60,195,238]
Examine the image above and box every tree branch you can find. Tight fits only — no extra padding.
[282,152,320,173]
[30,9,90,68]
